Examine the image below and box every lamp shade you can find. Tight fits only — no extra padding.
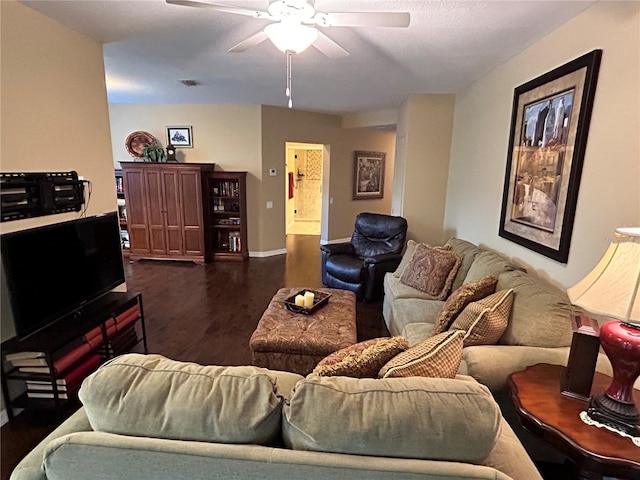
[567,227,640,323]
[265,20,318,53]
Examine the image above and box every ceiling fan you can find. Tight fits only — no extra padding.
[166,0,411,58]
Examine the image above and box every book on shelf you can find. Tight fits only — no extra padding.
[4,351,45,361]
[27,391,71,400]
[26,381,69,392]
[6,357,49,368]
[25,354,101,390]
[18,366,54,374]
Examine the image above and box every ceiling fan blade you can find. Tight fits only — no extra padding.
[311,31,349,59]
[228,31,270,53]
[166,0,272,19]
[315,12,410,28]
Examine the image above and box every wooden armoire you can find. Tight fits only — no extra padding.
[120,162,215,264]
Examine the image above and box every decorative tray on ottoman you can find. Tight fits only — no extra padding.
[284,289,331,315]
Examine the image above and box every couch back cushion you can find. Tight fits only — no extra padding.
[464,250,524,283]
[282,375,501,462]
[78,353,303,444]
[445,238,483,290]
[497,271,573,347]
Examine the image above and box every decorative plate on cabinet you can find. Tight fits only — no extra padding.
[125,131,156,158]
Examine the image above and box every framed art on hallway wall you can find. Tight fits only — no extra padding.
[498,49,602,263]
[353,151,385,200]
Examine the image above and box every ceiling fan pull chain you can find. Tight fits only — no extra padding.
[286,50,293,108]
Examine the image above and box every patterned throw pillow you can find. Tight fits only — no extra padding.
[431,275,498,335]
[378,330,464,379]
[399,244,462,300]
[449,289,514,347]
[313,337,409,378]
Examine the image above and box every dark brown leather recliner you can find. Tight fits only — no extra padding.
[320,213,408,302]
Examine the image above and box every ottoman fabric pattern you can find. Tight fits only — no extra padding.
[250,288,357,375]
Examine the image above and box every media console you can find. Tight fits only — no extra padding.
[1,291,147,418]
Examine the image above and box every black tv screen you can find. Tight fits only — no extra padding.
[1,212,125,339]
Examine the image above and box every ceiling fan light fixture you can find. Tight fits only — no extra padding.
[264,20,318,53]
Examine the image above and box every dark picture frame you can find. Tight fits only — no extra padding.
[166,126,193,148]
[353,151,385,200]
[499,50,602,263]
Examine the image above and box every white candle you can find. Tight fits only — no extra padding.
[295,294,305,306]
[304,291,315,308]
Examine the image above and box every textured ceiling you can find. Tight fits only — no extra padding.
[20,0,597,114]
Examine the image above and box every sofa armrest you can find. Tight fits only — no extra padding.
[10,407,93,480]
[462,346,571,392]
[320,243,354,256]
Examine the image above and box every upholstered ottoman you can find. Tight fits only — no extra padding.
[249,288,357,375]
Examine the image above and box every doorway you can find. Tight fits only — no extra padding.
[285,142,323,236]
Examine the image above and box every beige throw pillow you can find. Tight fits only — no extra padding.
[378,330,464,378]
[313,336,409,378]
[449,289,514,347]
[431,275,498,335]
[399,244,462,300]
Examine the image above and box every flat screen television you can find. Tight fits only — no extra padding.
[1,212,125,339]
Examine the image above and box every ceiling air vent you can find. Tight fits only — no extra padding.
[180,80,199,87]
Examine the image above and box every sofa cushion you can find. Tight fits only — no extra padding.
[445,238,483,291]
[431,275,498,335]
[379,330,464,378]
[282,375,501,462]
[464,250,523,283]
[399,244,462,300]
[450,289,514,347]
[497,270,573,347]
[313,336,409,378]
[78,353,303,444]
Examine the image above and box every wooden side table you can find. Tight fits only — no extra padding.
[509,363,640,480]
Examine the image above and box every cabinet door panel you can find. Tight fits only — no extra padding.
[144,170,167,255]
[179,169,204,255]
[161,169,183,255]
[122,169,150,254]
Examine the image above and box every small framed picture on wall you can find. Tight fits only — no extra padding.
[166,126,193,148]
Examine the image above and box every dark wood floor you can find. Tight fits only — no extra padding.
[1,234,576,479]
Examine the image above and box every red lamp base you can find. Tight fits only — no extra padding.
[587,320,640,437]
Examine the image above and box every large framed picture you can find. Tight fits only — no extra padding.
[353,151,385,200]
[166,126,193,148]
[498,50,602,263]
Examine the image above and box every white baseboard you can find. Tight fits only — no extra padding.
[320,237,351,245]
[249,249,287,258]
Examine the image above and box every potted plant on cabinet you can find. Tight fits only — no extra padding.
[140,143,167,163]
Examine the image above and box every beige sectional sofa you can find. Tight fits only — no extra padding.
[11,353,543,480]
[384,237,613,393]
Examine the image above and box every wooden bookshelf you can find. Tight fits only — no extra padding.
[205,171,248,261]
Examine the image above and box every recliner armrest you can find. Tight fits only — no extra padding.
[363,252,403,265]
[320,243,354,256]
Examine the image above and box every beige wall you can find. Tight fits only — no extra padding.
[445,1,640,288]
[108,105,394,254]
[393,95,456,245]
[261,106,396,251]
[0,0,116,415]
[1,0,115,336]
[108,103,263,253]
